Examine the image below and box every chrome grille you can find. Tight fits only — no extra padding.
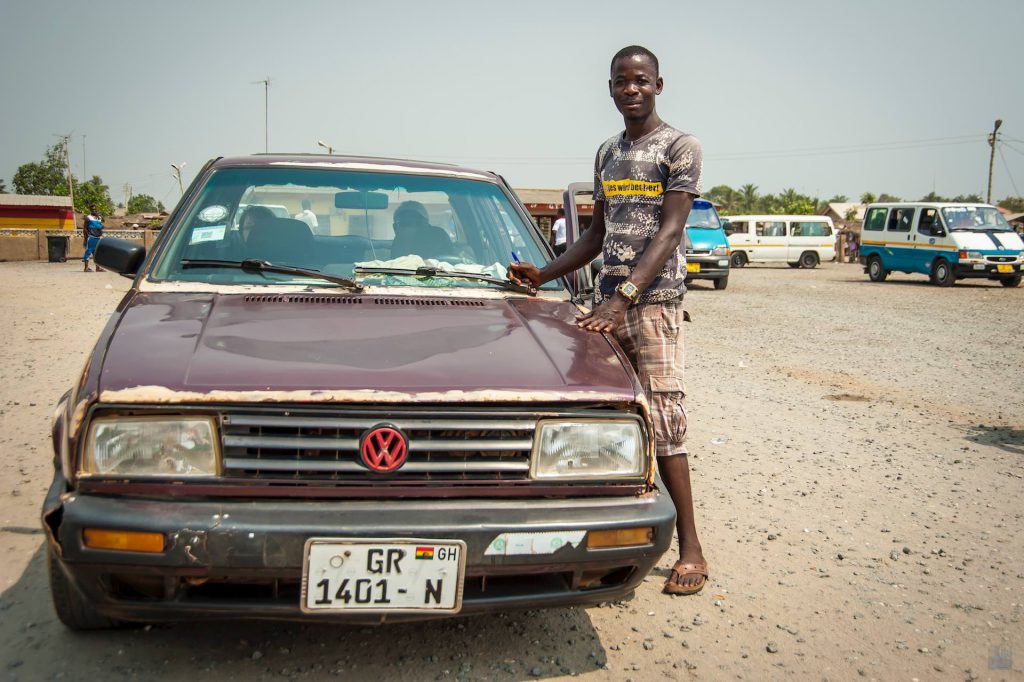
[220,411,537,481]
[986,255,1016,263]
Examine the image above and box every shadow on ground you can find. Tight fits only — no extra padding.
[1,544,609,681]
[961,424,1024,456]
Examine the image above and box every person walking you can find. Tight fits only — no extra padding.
[508,45,707,596]
[82,204,104,272]
[550,207,567,256]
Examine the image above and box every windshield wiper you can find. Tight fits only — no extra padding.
[180,259,363,291]
[354,265,536,295]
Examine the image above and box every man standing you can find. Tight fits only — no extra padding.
[550,207,567,256]
[508,45,707,595]
[82,204,104,272]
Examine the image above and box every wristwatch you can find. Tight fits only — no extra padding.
[615,280,641,303]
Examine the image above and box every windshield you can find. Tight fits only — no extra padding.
[151,166,561,291]
[685,201,721,229]
[941,206,1012,231]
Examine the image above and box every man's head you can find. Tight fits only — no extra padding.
[301,198,313,211]
[88,204,97,215]
[240,205,275,240]
[393,200,430,234]
[609,45,663,122]
[556,208,565,218]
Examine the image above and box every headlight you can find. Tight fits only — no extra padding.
[712,246,729,256]
[966,251,983,260]
[532,420,645,479]
[83,416,219,477]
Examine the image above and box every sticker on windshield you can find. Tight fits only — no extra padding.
[198,205,229,223]
[189,225,226,244]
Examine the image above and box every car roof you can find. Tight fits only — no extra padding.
[212,154,500,182]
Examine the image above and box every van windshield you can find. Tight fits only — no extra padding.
[941,206,1013,231]
[686,203,721,229]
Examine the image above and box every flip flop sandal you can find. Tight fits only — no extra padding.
[663,561,708,596]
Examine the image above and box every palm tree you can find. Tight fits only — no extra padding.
[739,184,758,213]
[860,192,876,204]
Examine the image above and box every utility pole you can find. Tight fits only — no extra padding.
[58,133,75,210]
[252,77,271,152]
[123,183,132,210]
[82,134,87,179]
[987,118,1002,204]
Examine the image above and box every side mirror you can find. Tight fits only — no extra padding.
[95,237,146,277]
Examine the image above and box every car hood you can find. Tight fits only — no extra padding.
[98,293,637,404]
[950,230,1023,251]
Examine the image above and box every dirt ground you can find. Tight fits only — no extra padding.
[0,260,1021,681]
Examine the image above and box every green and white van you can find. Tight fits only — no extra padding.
[860,203,1022,287]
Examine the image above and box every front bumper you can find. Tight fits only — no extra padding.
[953,262,1021,279]
[43,474,676,623]
[684,255,730,280]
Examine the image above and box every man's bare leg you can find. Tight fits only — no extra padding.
[658,454,706,590]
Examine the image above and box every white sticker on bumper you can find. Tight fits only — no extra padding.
[484,531,586,556]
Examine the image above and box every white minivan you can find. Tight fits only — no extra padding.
[724,215,836,268]
[860,202,1022,287]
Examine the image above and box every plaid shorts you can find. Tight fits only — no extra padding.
[613,301,688,457]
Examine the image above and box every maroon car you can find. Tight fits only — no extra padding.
[42,154,675,628]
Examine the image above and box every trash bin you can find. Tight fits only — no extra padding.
[46,234,70,263]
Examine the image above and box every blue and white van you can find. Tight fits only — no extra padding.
[684,199,731,290]
[860,202,1023,287]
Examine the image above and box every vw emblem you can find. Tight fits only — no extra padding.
[360,424,408,473]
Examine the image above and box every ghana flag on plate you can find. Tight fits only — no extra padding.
[415,546,434,560]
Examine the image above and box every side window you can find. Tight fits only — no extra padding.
[918,208,940,235]
[791,222,802,237]
[756,221,786,237]
[793,221,830,237]
[887,208,914,232]
[864,207,887,231]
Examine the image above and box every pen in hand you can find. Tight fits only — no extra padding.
[511,251,521,264]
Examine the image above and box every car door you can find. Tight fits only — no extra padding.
[884,207,916,271]
[753,219,786,262]
[563,182,598,299]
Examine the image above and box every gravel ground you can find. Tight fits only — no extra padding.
[0,260,1021,681]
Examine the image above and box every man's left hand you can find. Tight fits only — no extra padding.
[576,298,628,333]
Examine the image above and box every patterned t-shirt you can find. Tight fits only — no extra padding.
[593,122,703,305]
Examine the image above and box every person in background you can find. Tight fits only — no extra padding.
[390,200,452,259]
[550,207,567,256]
[82,204,104,272]
[239,205,276,245]
[294,199,320,233]
[508,45,707,596]
[846,231,859,263]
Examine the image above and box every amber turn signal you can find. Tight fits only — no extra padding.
[587,526,654,549]
[83,528,164,553]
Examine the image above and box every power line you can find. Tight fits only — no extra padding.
[997,146,1020,196]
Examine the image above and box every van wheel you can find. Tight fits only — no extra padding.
[714,275,729,290]
[729,252,747,268]
[787,262,800,269]
[868,256,887,282]
[48,546,123,630]
[931,259,955,287]
[1000,275,1021,288]
[799,252,819,269]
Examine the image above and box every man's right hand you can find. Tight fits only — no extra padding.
[507,262,543,289]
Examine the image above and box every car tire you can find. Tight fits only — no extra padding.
[799,252,819,269]
[713,275,729,290]
[932,258,955,287]
[868,256,887,282]
[787,262,800,269]
[48,546,123,630]
[1000,275,1022,288]
[729,252,747,268]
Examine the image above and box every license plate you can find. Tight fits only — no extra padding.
[997,264,1013,273]
[686,262,700,273]
[302,538,466,613]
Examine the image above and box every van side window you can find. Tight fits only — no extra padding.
[756,221,786,237]
[918,209,941,235]
[887,208,915,232]
[792,221,830,237]
[864,208,887,231]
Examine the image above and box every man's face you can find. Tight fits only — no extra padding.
[609,55,662,121]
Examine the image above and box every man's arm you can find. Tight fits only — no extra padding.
[508,202,607,289]
[576,191,695,333]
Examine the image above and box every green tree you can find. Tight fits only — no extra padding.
[998,196,1024,212]
[0,178,6,193]
[127,194,164,214]
[75,175,114,215]
[877,193,901,203]
[12,141,72,196]
[827,194,848,203]
[704,184,738,213]
[738,183,759,213]
[860,192,876,204]
[951,193,983,203]
[919,191,945,202]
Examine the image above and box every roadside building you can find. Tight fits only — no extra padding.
[0,194,74,230]
[821,202,867,234]
[513,188,594,240]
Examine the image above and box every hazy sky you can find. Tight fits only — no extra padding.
[2,0,1022,208]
